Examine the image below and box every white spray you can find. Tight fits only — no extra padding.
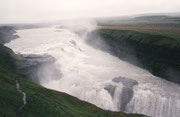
[5,22,180,117]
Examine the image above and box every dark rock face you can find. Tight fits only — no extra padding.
[104,85,116,98]
[112,77,138,88]
[17,54,62,83]
[113,77,138,111]
[105,77,138,111]
[120,87,134,111]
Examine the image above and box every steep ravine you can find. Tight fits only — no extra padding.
[0,26,143,117]
[89,29,180,84]
[5,26,180,117]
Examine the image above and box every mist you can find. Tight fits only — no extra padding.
[1,0,180,24]
[5,22,180,117]
[2,1,180,117]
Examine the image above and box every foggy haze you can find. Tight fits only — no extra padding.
[5,23,180,117]
[2,0,180,116]
[0,0,180,24]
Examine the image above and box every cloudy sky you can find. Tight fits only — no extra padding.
[0,0,180,23]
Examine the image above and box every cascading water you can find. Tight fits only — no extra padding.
[5,23,180,117]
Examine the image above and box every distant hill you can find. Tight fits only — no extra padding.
[97,13,180,25]
[133,15,180,22]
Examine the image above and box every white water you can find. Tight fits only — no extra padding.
[6,26,180,117]
[15,79,26,117]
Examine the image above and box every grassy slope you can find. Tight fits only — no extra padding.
[19,77,142,117]
[0,45,23,117]
[98,15,180,43]
[0,28,142,117]
[98,29,180,83]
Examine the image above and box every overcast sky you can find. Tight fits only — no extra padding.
[0,0,180,24]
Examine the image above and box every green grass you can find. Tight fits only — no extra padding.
[0,73,22,117]
[137,30,180,41]
[98,15,180,43]
[100,29,180,48]
[0,45,22,117]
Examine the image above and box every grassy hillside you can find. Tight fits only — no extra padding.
[97,29,180,83]
[97,15,180,38]
[0,27,142,117]
[0,26,19,44]
[134,16,180,22]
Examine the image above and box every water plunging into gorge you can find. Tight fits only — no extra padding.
[5,24,180,117]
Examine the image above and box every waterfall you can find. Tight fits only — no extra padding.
[5,25,180,117]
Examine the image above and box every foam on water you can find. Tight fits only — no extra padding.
[5,26,180,117]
